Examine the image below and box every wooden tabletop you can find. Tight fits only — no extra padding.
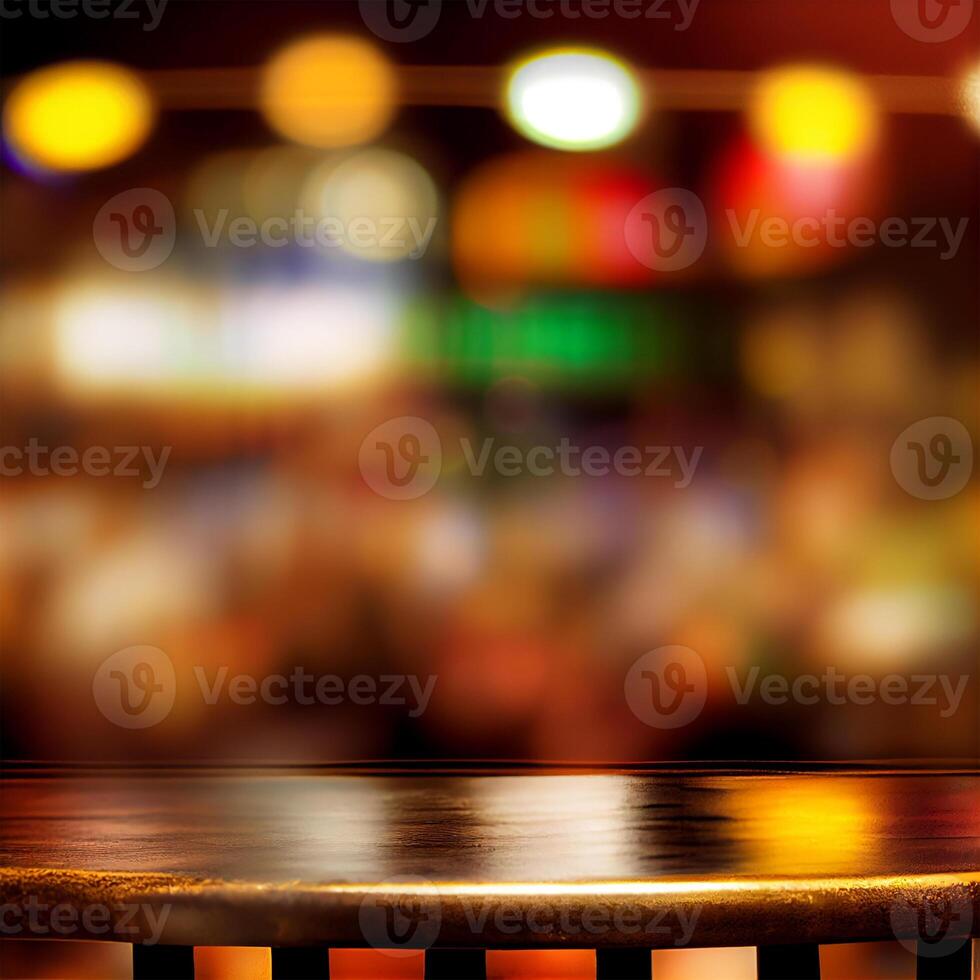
[1,765,978,949]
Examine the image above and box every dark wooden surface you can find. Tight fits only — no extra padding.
[1,766,978,949]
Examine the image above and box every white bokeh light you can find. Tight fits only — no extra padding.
[505,49,643,152]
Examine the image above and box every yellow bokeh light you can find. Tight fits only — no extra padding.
[3,61,153,172]
[750,65,878,163]
[259,34,396,149]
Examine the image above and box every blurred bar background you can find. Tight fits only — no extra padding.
[1,3,979,978]
[0,1,977,767]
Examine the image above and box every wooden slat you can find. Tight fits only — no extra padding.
[596,948,653,979]
[757,943,821,979]
[424,948,486,979]
[915,939,972,979]
[271,946,330,979]
[132,943,195,979]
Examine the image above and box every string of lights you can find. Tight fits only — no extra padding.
[4,39,978,175]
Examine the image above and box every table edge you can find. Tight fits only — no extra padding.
[2,868,977,949]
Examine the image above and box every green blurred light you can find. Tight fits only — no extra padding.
[402,293,683,389]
